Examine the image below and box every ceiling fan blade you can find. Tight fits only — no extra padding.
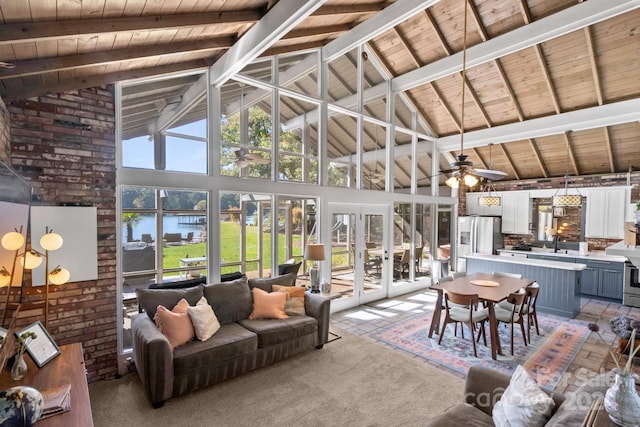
[472,169,507,181]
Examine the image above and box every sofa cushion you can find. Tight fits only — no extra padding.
[137,285,204,321]
[154,298,195,349]
[148,276,206,289]
[492,365,555,427]
[546,372,611,427]
[425,403,495,427]
[173,322,258,375]
[273,285,306,316]
[248,273,297,292]
[238,316,317,347]
[203,277,252,324]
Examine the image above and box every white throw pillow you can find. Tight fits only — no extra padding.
[492,365,556,427]
[187,296,221,341]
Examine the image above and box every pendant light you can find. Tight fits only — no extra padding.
[552,131,582,207]
[478,144,501,206]
[445,0,478,189]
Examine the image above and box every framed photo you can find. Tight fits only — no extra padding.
[16,321,60,367]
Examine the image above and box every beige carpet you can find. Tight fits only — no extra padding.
[89,330,464,426]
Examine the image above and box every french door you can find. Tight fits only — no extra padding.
[327,203,389,311]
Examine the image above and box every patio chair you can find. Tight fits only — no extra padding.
[414,246,423,274]
[364,248,382,278]
[438,291,488,357]
[141,234,153,244]
[183,231,194,243]
[393,249,410,279]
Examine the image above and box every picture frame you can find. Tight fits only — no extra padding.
[16,321,60,367]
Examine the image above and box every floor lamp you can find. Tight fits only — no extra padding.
[21,227,70,328]
[304,244,325,293]
[0,228,25,326]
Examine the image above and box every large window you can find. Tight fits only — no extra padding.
[121,187,207,351]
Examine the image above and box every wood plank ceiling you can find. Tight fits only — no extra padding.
[0,0,638,189]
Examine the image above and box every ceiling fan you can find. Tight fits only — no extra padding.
[233,149,270,168]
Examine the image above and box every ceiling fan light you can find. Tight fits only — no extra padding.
[478,195,502,206]
[552,195,582,206]
[445,176,459,188]
[463,174,478,187]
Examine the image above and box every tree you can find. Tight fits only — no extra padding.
[122,213,142,242]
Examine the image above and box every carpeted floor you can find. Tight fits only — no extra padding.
[371,309,590,389]
[89,330,464,426]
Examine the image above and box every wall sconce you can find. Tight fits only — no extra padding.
[20,227,70,328]
[304,244,326,293]
[0,227,26,326]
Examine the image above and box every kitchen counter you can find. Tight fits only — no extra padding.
[465,254,584,317]
[497,248,626,263]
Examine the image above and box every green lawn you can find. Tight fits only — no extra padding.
[162,221,304,274]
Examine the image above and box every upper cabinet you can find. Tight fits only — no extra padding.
[585,188,627,239]
[501,192,531,234]
[465,193,502,216]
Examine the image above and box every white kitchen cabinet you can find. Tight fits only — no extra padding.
[585,188,626,239]
[465,193,502,216]
[501,191,531,234]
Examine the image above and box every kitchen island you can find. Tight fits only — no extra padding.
[465,254,586,318]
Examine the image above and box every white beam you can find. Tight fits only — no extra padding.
[332,99,640,163]
[321,0,443,62]
[209,0,326,87]
[437,98,640,151]
[393,0,640,93]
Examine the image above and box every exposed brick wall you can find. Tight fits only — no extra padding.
[0,97,9,162]
[6,87,117,382]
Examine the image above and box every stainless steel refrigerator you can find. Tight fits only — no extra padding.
[456,216,503,271]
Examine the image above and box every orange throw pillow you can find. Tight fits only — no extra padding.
[249,287,288,320]
[154,298,195,349]
[273,285,306,316]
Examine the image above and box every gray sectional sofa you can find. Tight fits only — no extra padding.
[131,274,331,407]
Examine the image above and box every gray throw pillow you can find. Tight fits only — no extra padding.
[136,285,204,321]
[203,277,252,324]
[248,273,297,293]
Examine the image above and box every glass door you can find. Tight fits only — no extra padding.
[328,204,388,311]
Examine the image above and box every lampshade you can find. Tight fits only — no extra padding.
[304,244,326,261]
[463,174,478,187]
[21,251,43,269]
[478,195,502,206]
[445,176,459,188]
[552,194,582,207]
[40,231,63,251]
[1,231,25,251]
[49,266,70,285]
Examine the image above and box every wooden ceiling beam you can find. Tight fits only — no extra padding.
[262,41,326,57]
[283,24,352,40]
[498,144,520,180]
[603,128,616,173]
[0,10,262,45]
[0,59,211,101]
[0,37,235,80]
[312,3,390,16]
[563,131,579,176]
[529,139,550,178]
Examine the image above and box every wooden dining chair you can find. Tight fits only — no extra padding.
[393,249,411,279]
[490,291,527,355]
[525,283,540,342]
[438,291,488,357]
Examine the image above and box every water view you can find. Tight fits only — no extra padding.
[122,214,206,242]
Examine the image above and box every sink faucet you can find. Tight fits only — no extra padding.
[553,235,560,253]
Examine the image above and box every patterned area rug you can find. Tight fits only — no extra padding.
[370,309,590,389]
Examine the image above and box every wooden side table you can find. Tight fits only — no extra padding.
[0,342,93,426]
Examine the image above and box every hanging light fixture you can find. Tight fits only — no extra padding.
[478,144,502,206]
[445,0,478,189]
[552,131,582,207]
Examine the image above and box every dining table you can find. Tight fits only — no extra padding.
[428,272,535,360]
